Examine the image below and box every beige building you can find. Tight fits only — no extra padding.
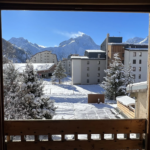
[126,81,147,119]
[30,50,58,64]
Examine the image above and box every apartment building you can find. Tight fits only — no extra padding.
[100,34,123,68]
[71,50,106,85]
[61,54,79,76]
[124,47,148,83]
[30,50,58,64]
[61,58,72,76]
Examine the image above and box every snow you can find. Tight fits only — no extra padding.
[43,77,124,120]
[127,81,147,92]
[116,95,135,106]
[85,50,105,53]
[53,103,119,120]
[4,63,55,73]
[71,56,89,59]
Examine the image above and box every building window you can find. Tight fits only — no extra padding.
[97,61,100,64]
[98,67,100,71]
[139,52,142,57]
[139,67,141,71]
[133,74,136,79]
[133,60,136,64]
[87,61,89,64]
[139,60,142,64]
[133,67,136,71]
[122,53,124,57]
[139,74,141,79]
[87,67,89,71]
[87,73,89,77]
[98,54,101,58]
[133,52,136,57]
[122,60,124,64]
[97,79,100,83]
[97,73,100,77]
[87,79,89,83]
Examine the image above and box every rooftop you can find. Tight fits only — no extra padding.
[85,50,106,53]
[126,81,147,92]
[116,96,135,106]
[4,63,55,73]
[108,43,148,46]
[125,48,148,51]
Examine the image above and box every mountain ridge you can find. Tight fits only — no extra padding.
[9,34,100,60]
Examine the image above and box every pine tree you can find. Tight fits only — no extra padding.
[3,62,25,119]
[22,62,55,119]
[4,62,55,120]
[52,61,67,84]
[101,53,126,100]
[125,62,134,86]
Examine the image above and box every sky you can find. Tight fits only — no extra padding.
[2,10,149,47]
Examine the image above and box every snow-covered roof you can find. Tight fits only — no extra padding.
[71,56,89,59]
[116,96,135,106]
[108,43,148,45]
[126,81,147,92]
[4,63,55,73]
[85,50,105,53]
[125,48,148,51]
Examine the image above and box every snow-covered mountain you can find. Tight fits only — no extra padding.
[125,36,148,44]
[8,34,100,60]
[139,36,149,44]
[2,38,28,63]
[125,37,145,44]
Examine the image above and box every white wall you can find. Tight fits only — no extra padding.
[124,50,148,83]
[72,59,81,84]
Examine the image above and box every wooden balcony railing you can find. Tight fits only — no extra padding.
[4,119,146,150]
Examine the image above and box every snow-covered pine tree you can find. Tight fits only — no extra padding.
[22,62,55,119]
[101,53,126,100]
[125,62,134,86]
[52,61,67,84]
[3,62,24,119]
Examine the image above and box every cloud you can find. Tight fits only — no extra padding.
[55,31,85,38]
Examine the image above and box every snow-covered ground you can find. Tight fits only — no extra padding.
[43,77,123,120]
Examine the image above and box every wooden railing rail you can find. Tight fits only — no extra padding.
[4,119,146,150]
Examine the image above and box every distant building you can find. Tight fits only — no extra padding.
[61,54,79,76]
[124,47,148,83]
[100,34,148,78]
[30,50,58,64]
[71,50,106,85]
[100,34,123,68]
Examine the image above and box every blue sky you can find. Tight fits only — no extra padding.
[2,11,149,47]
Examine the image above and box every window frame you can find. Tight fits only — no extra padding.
[0,2,150,150]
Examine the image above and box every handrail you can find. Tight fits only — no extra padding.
[4,119,146,150]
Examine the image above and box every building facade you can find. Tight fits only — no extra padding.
[61,59,72,76]
[61,54,79,76]
[30,50,58,64]
[71,50,106,85]
[100,34,123,69]
[124,48,148,83]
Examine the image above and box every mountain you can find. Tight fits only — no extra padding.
[2,38,28,63]
[8,34,100,60]
[125,37,145,44]
[125,36,148,44]
[9,37,42,57]
[139,36,149,44]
